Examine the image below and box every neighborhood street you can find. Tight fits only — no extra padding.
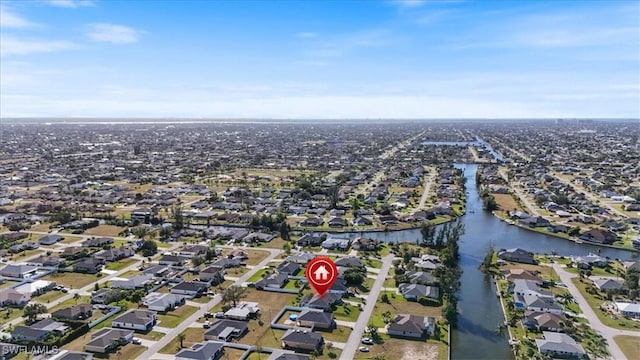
[140,247,281,360]
[340,253,395,360]
[552,263,636,360]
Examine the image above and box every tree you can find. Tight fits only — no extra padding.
[279,221,291,241]
[480,244,494,273]
[366,324,380,342]
[382,310,392,324]
[420,224,436,247]
[177,332,186,349]
[381,293,390,304]
[222,285,248,307]
[140,240,158,257]
[132,226,149,240]
[74,293,80,305]
[191,255,205,267]
[344,268,365,287]
[483,195,498,211]
[24,303,47,324]
[170,204,185,231]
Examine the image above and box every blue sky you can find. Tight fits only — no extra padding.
[1,0,638,118]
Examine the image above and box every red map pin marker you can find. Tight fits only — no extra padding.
[306,256,338,297]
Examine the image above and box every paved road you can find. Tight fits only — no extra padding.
[340,254,394,360]
[416,168,435,211]
[552,263,637,360]
[139,248,281,359]
[498,168,540,217]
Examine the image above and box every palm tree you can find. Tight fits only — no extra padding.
[73,293,80,305]
[177,333,186,349]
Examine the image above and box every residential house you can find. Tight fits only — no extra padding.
[306,292,342,311]
[281,329,324,352]
[227,249,247,259]
[296,234,322,247]
[171,281,209,298]
[335,257,365,269]
[243,232,275,243]
[111,309,157,332]
[523,311,567,332]
[0,264,40,279]
[178,245,208,258]
[39,234,64,245]
[398,283,439,301]
[327,217,347,228]
[82,237,114,248]
[199,266,225,284]
[296,309,335,330]
[159,254,189,266]
[405,271,437,285]
[12,318,70,342]
[130,208,154,224]
[0,288,30,307]
[497,248,537,265]
[519,216,551,228]
[212,258,242,269]
[505,269,543,283]
[285,253,315,264]
[94,247,134,262]
[571,254,608,269]
[352,217,373,226]
[535,332,586,358]
[387,314,435,339]
[580,229,618,245]
[142,264,171,278]
[143,293,186,312]
[27,255,61,267]
[84,328,134,353]
[592,278,624,292]
[14,280,55,296]
[321,237,350,250]
[175,341,224,360]
[351,237,378,251]
[277,261,301,276]
[614,302,640,318]
[204,319,248,341]
[111,274,154,290]
[255,272,289,290]
[224,302,260,321]
[52,304,93,320]
[73,258,104,273]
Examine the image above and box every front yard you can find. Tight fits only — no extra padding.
[157,305,199,328]
[42,272,99,289]
[571,278,640,331]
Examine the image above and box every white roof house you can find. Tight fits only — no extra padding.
[14,280,54,296]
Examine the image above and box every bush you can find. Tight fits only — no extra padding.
[417,296,440,306]
[328,352,337,359]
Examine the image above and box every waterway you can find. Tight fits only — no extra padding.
[334,164,633,359]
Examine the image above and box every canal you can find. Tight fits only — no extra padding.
[348,164,633,359]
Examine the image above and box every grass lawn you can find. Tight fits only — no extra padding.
[492,193,523,214]
[137,330,166,341]
[370,292,442,328]
[32,290,66,304]
[571,278,640,331]
[223,348,248,359]
[59,235,84,244]
[0,307,24,322]
[160,327,205,354]
[105,257,138,271]
[321,325,351,343]
[614,335,640,360]
[243,249,271,266]
[12,249,43,260]
[333,303,362,322]
[83,224,127,237]
[255,328,286,349]
[157,305,199,328]
[383,276,396,288]
[107,343,147,359]
[0,280,18,289]
[42,272,99,289]
[259,237,289,249]
[354,334,447,360]
[363,258,383,269]
[283,279,301,291]
[225,266,251,277]
[120,270,142,277]
[244,288,297,319]
[246,352,272,360]
[247,268,270,283]
[30,222,53,232]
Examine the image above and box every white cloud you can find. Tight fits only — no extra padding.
[393,0,427,8]
[46,0,95,8]
[0,6,40,28]
[86,23,144,44]
[0,35,76,57]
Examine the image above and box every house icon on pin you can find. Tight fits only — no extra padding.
[313,265,330,281]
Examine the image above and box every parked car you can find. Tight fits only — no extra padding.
[203,321,211,328]
[214,312,225,319]
[358,347,369,352]
[361,338,374,345]
[132,337,142,345]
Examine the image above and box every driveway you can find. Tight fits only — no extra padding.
[340,253,394,360]
[552,263,637,360]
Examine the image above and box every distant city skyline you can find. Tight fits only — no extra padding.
[1,0,638,119]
